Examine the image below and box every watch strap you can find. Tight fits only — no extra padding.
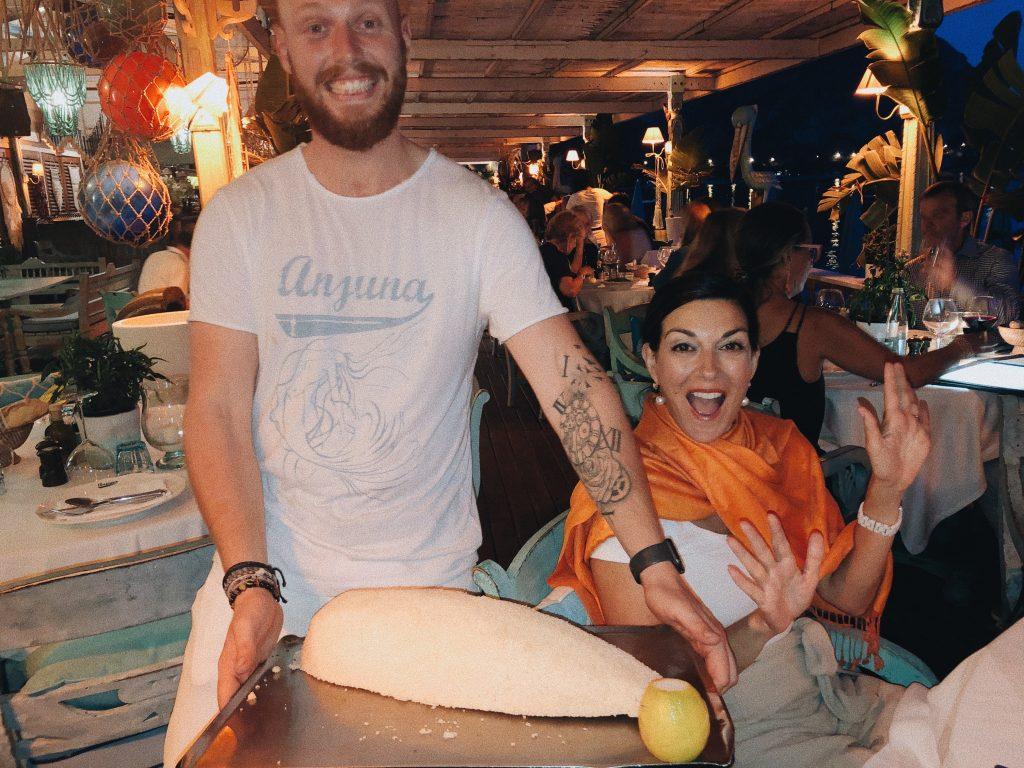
[629,539,685,584]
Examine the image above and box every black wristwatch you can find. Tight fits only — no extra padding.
[629,538,685,584]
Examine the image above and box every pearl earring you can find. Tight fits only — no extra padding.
[742,397,750,407]
[652,383,666,406]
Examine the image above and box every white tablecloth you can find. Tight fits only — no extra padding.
[0,421,207,588]
[823,371,1001,554]
[577,282,655,314]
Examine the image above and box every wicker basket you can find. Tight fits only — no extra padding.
[0,421,35,467]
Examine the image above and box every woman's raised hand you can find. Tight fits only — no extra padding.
[857,362,931,495]
[726,515,826,635]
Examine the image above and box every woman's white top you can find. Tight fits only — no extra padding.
[591,519,758,628]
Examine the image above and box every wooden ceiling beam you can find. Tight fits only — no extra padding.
[675,0,758,40]
[763,0,840,39]
[401,100,662,115]
[511,0,549,39]
[595,0,657,41]
[405,75,715,92]
[603,61,641,77]
[409,38,818,61]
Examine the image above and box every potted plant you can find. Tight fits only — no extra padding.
[46,333,164,454]
[848,228,924,338]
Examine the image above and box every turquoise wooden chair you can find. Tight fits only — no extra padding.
[473,511,938,688]
[609,371,652,426]
[603,306,651,381]
[100,290,136,329]
[470,387,490,497]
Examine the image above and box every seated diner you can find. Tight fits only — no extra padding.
[738,202,987,446]
[550,271,931,767]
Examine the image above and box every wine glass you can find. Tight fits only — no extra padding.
[963,295,1000,352]
[816,289,845,314]
[142,376,188,470]
[922,298,959,349]
[62,393,116,484]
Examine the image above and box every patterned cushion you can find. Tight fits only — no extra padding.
[0,373,54,408]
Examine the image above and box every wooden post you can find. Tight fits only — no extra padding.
[175,0,238,204]
[666,73,686,217]
[895,114,934,258]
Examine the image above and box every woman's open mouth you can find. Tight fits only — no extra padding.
[686,390,726,420]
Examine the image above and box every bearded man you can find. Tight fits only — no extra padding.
[163,1,736,761]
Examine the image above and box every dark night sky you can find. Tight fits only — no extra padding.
[940,0,1024,64]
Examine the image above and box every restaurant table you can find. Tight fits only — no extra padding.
[0,420,210,650]
[823,370,1001,555]
[577,280,655,314]
[0,275,75,375]
[934,357,1024,622]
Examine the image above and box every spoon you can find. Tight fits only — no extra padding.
[58,488,168,514]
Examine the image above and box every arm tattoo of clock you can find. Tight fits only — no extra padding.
[553,346,631,511]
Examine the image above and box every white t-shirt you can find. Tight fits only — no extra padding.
[138,246,189,294]
[566,187,613,246]
[189,146,564,618]
[592,520,757,628]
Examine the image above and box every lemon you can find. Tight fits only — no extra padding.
[637,677,711,763]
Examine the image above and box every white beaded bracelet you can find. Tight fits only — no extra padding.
[856,502,903,537]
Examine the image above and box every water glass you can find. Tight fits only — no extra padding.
[922,298,959,349]
[816,289,845,313]
[62,394,115,484]
[142,376,187,470]
[115,440,156,475]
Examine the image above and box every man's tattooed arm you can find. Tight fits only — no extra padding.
[552,345,632,518]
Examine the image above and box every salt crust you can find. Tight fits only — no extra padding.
[301,587,657,717]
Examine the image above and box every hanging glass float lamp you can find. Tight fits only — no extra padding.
[24,62,88,140]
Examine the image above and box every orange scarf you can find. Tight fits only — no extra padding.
[548,399,892,666]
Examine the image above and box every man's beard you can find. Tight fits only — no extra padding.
[291,52,407,152]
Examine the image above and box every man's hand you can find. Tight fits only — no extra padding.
[216,588,283,708]
[641,562,738,691]
[726,516,825,635]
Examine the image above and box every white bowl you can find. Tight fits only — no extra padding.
[998,325,1024,351]
[112,310,190,377]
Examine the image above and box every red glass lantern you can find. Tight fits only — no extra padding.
[98,52,186,141]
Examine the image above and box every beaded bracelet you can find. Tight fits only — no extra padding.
[222,561,287,608]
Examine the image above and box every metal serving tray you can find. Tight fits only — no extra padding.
[179,625,733,768]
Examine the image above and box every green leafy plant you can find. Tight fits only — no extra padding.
[45,333,164,418]
[857,0,945,175]
[818,131,903,231]
[964,11,1024,234]
[848,226,924,323]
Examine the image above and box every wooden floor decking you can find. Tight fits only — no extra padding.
[473,346,577,567]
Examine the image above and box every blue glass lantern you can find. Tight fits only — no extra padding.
[78,160,172,247]
[24,63,88,140]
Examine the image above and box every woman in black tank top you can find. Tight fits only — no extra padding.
[747,302,825,445]
[735,203,985,448]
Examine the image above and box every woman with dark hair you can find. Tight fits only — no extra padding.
[550,271,929,767]
[677,207,745,276]
[738,202,984,446]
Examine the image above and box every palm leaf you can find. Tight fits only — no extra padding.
[964,13,1024,231]
[857,0,945,166]
[818,131,902,226]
